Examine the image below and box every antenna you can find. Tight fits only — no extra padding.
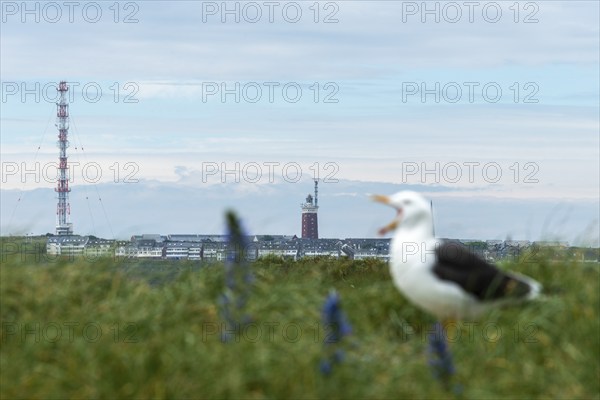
[430,200,435,237]
[314,179,318,207]
[55,81,73,235]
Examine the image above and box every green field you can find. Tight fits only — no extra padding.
[1,248,599,399]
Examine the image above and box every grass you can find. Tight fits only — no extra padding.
[1,251,598,399]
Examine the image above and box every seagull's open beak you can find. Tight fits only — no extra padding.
[370,194,391,205]
[371,194,403,236]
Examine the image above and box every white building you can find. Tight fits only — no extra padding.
[84,239,114,257]
[46,235,89,255]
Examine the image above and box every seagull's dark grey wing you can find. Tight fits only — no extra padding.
[433,241,533,301]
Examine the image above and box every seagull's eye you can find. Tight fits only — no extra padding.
[403,199,412,205]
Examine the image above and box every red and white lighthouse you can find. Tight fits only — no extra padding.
[301,180,319,239]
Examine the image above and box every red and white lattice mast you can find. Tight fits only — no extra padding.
[55,81,73,235]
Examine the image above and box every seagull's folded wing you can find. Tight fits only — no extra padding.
[433,241,534,302]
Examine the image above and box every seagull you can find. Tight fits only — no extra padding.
[372,191,541,322]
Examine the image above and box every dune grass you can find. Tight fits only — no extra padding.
[1,251,598,399]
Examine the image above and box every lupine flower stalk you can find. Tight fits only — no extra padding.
[427,321,461,393]
[219,210,254,342]
[320,290,352,375]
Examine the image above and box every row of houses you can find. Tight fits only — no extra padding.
[114,236,571,262]
[114,235,392,261]
[47,234,571,261]
[46,236,115,256]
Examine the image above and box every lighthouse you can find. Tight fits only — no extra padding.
[301,180,319,239]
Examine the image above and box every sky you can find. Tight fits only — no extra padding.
[1,1,599,244]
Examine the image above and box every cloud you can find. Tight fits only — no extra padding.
[1,1,598,240]
[2,180,598,246]
[2,2,598,80]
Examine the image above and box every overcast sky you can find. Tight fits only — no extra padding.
[1,1,598,243]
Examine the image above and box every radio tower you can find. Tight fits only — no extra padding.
[301,179,319,239]
[55,81,73,235]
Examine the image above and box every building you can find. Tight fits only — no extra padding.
[344,238,391,261]
[84,238,114,257]
[301,180,319,239]
[46,235,89,255]
[201,241,228,261]
[257,241,299,260]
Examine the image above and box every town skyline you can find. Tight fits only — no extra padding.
[2,1,599,246]
[2,178,598,246]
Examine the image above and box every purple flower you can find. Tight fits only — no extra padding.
[427,322,461,392]
[322,291,352,343]
[320,291,352,375]
[220,211,254,342]
[319,360,332,375]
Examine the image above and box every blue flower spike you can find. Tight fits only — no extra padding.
[427,321,462,394]
[220,210,254,342]
[320,290,352,375]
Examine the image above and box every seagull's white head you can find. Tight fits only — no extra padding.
[371,191,432,236]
